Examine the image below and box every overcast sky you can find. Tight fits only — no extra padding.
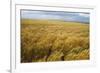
[21,10,90,23]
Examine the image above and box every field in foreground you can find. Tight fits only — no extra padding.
[21,19,89,63]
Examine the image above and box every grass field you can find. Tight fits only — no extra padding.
[21,19,89,63]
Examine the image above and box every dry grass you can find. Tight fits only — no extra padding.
[21,19,89,63]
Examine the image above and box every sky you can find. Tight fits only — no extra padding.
[21,10,90,23]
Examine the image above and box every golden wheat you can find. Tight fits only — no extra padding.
[21,19,89,63]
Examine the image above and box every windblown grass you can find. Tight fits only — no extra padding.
[21,19,89,63]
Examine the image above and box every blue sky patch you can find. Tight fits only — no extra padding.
[21,10,90,23]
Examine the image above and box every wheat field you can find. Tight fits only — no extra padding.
[21,19,89,63]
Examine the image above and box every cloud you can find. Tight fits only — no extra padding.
[78,13,89,18]
[21,10,90,23]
